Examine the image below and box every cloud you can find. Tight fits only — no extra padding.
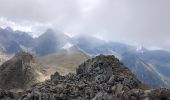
[0,0,170,49]
[0,17,52,37]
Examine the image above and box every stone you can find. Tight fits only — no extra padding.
[115,83,124,95]
[107,75,115,85]
[95,75,106,83]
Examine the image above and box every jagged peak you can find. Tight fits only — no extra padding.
[14,51,34,63]
[45,28,55,34]
[43,28,63,36]
[37,28,67,40]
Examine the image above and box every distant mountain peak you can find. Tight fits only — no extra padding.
[4,27,13,32]
[44,28,64,36]
[43,28,56,36]
[45,28,54,33]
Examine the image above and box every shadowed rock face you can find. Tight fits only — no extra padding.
[0,51,39,90]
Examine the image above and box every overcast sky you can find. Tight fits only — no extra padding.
[0,0,170,50]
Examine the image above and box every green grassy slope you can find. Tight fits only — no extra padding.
[35,50,90,79]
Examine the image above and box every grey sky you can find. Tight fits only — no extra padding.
[0,0,170,50]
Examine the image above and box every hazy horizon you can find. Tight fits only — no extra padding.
[0,0,170,50]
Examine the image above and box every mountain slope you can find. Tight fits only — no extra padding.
[75,36,132,56]
[0,51,10,65]
[138,50,170,78]
[35,50,90,78]
[122,52,169,88]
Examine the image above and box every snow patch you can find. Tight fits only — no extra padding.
[62,42,74,50]
[136,45,146,53]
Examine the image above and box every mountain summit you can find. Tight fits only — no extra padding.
[33,29,72,56]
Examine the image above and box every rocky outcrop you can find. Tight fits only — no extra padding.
[0,51,40,90]
[20,55,149,100]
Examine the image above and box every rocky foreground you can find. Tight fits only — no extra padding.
[0,53,170,100]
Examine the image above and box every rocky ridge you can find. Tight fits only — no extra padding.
[0,54,170,100]
[20,55,149,100]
